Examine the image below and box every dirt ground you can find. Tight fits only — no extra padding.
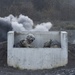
[0,41,75,75]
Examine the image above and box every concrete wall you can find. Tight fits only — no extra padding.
[7,31,68,70]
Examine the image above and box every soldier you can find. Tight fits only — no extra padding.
[44,39,61,48]
[43,39,52,48]
[14,34,35,48]
[50,40,61,48]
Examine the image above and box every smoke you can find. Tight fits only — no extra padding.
[4,14,17,22]
[11,22,26,32]
[0,17,12,42]
[34,22,52,31]
[18,14,34,30]
[0,14,52,41]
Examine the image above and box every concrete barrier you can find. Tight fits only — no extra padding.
[7,31,68,70]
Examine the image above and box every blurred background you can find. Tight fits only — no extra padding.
[0,0,75,21]
[0,0,75,30]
